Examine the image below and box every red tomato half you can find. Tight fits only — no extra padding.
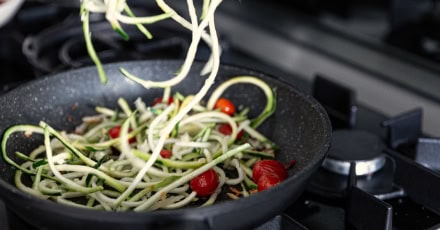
[214,98,235,116]
[252,159,288,182]
[190,169,219,197]
[257,173,283,191]
[108,126,135,144]
[218,123,244,139]
[160,149,172,159]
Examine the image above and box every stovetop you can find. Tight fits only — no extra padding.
[1,1,440,229]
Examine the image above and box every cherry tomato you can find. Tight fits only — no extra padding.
[257,173,282,191]
[152,96,175,106]
[190,169,219,197]
[214,98,235,116]
[252,159,288,182]
[108,126,135,144]
[218,123,244,139]
[160,149,172,159]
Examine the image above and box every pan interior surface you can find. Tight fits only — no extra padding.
[0,60,331,229]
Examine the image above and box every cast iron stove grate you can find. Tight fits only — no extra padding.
[286,76,440,230]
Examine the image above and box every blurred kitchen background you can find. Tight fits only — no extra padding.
[213,0,440,136]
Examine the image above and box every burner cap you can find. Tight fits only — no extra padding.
[322,130,386,176]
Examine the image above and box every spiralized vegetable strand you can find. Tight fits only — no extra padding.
[43,126,104,194]
[134,143,250,211]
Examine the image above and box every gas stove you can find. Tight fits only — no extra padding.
[1,1,440,229]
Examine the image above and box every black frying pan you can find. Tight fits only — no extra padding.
[0,60,331,230]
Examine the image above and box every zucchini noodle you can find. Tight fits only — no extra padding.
[1,0,281,211]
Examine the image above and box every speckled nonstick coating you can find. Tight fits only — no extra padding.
[0,60,331,230]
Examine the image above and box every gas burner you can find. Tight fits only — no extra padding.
[22,18,191,77]
[19,4,195,78]
[322,129,386,176]
[307,129,395,199]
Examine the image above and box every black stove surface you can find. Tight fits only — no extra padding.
[1,1,440,230]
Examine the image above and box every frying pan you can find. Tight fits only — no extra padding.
[0,60,331,230]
